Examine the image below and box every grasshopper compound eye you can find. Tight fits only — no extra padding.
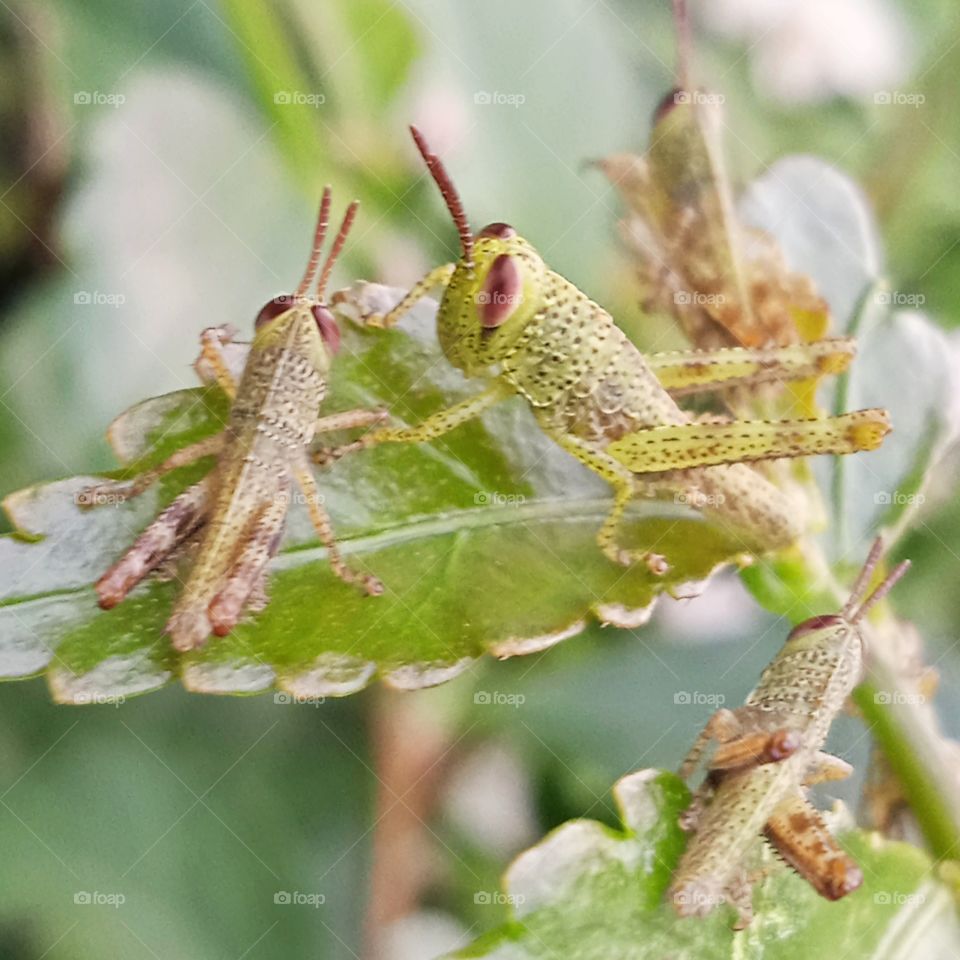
[255,295,299,330]
[311,304,342,353]
[478,253,524,329]
[477,222,517,240]
[785,614,845,642]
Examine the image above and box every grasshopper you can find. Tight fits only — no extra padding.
[669,538,910,926]
[79,188,386,651]
[346,126,891,572]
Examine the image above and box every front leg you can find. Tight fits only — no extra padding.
[311,407,390,467]
[336,268,455,330]
[364,381,511,446]
[195,325,242,399]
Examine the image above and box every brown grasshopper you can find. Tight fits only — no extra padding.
[343,126,891,573]
[669,538,910,926]
[79,189,385,651]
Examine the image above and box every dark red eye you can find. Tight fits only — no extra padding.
[478,253,523,329]
[477,222,517,240]
[786,614,844,642]
[312,304,341,353]
[653,87,682,125]
[255,295,296,329]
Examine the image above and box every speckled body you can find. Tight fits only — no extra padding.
[670,621,863,913]
[165,310,330,648]
[88,189,383,650]
[366,132,889,568]
[437,238,798,549]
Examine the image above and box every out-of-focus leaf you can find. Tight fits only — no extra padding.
[738,157,958,561]
[218,0,329,184]
[449,769,955,960]
[739,156,883,333]
[294,0,419,116]
[831,297,956,558]
[0,295,749,703]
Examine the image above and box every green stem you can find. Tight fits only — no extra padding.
[854,639,960,861]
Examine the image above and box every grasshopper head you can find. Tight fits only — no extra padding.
[439,224,549,375]
[783,539,910,659]
[407,126,549,376]
[252,187,358,373]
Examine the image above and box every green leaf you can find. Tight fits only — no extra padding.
[449,769,956,959]
[0,295,748,703]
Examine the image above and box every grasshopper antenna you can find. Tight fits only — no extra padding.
[844,537,911,624]
[316,199,359,299]
[295,186,333,302]
[672,0,692,91]
[409,125,474,266]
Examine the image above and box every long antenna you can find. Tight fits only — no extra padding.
[409,125,474,266]
[673,0,692,90]
[316,199,359,298]
[844,537,910,623]
[295,186,333,301]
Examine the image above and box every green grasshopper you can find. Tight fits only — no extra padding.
[79,189,385,651]
[670,538,910,926]
[346,126,891,572]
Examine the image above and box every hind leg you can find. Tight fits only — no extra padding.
[206,493,289,637]
[95,477,213,608]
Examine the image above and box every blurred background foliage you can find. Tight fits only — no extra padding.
[0,0,958,956]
